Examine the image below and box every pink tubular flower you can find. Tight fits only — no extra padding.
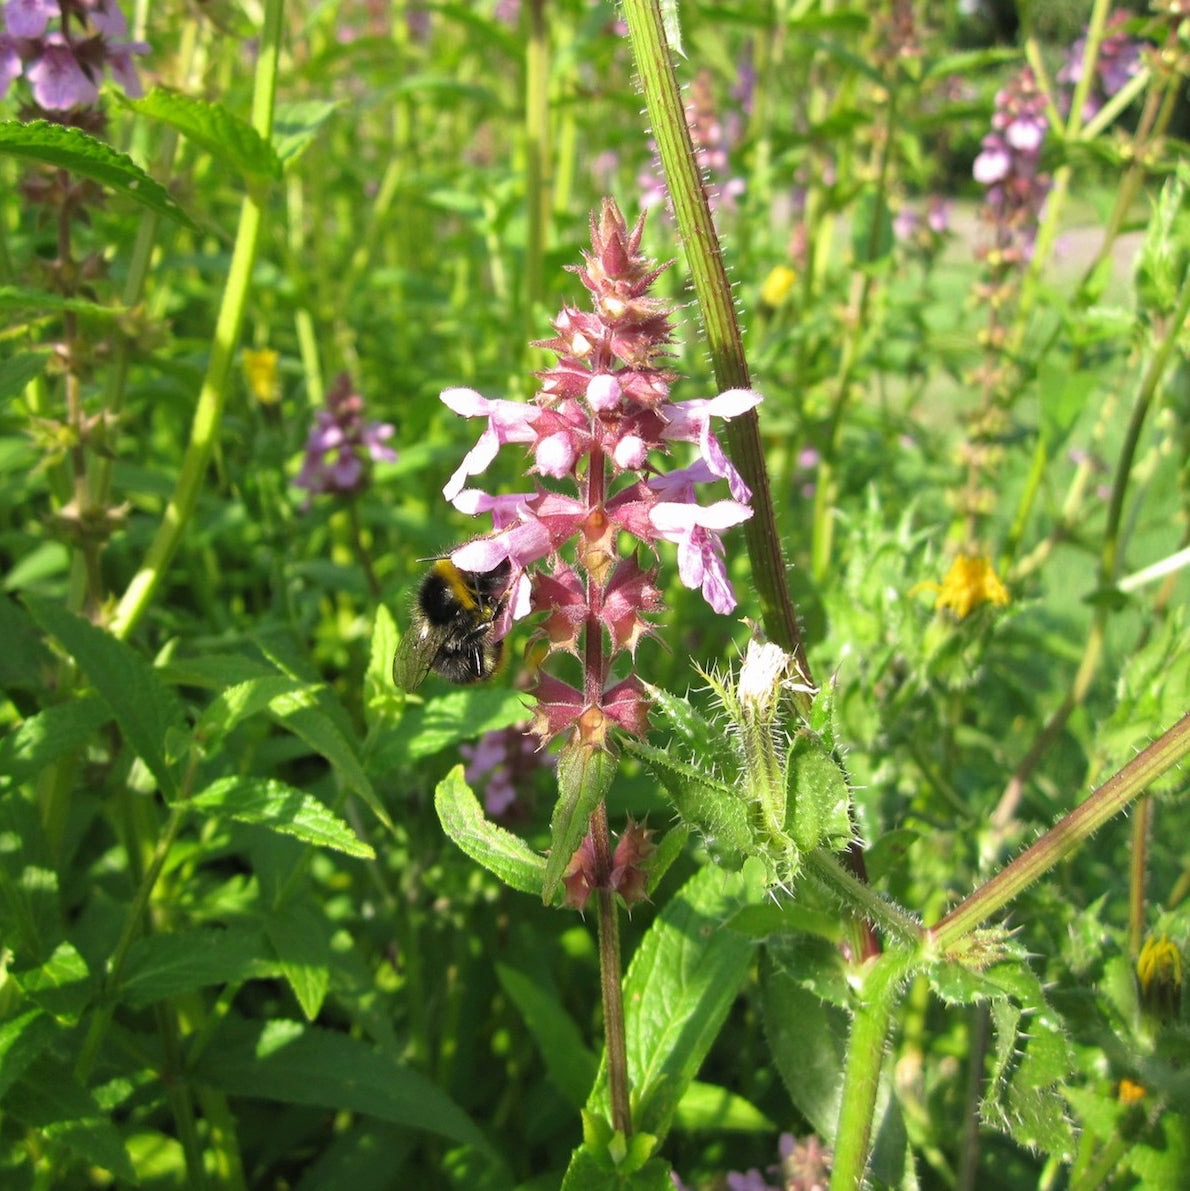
[437,199,759,750]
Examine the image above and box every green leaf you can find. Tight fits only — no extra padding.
[0,120,197,229]
[197,1017,495,1158]
[0,697,111,791]
[543,741,616,903]
[1038,363,1095,452]
[762,965,848,1137]
[497,963,597,1107]
[364,604,399,732]
[272,99,342,167]
[645,682,727,758]
[434,767,545,895]
[189,776,374,858]
[9,1055,136,1183]
[195,675,312,743]
[608,866,758,1138]
[123,89,281,182]
[120,926,278,1008]
[12,940,93,1024]
[268,689,391,829]
[673,1081,774,1132]
[851,187,894,265]
[24,598,186,798]
[0,351,50,405]
[0,596,55,693]
[785,734,852,853]
[0,1010,57,1101]
[0,285,126,318]
[377,686,527,763]
[265,899,333,1022]
[622,737,752,867]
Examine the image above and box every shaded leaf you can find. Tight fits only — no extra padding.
[0,697,111,790]
[24,598,185,798]
[120,926,279,1007]
[0,119,196,228]
[0,1010,57,1101]
[434,767,545,895]
[265,899,333,1022]
[543,741,615,903]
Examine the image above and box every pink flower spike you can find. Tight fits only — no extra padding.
[661,388,761,502]
[4,0,56,38]
[648,499,752,614]
[27,38,99,110]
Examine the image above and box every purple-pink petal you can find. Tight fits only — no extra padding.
[106,42,147,97]
[443,424,500,501]
[3,0,56,38]
[87,0,130,37]
[0,40,21,97]
[27,40,99,109]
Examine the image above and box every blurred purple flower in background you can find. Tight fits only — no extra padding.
[0,0,147,113]
[1058,9,1143,119]
[295,372,396,499]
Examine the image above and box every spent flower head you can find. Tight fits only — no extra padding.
[295,372,396,499]
[915,555,1009,619]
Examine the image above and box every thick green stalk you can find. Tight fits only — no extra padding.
[830,950,915,1190]
[110,0,284,640]
[525,0,549,321]
[618,0,805,677]
[933,711,1190,951]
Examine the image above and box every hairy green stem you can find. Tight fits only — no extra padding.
[618,0,805,677]
[110,0,284,640]
[933,711,1190,951]
[593,802,630,1135]
[830,950,915,1190]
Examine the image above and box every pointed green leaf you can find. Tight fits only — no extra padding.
[673,1081,774,1132]
[196,1017,495,1158]
[123,89,281,181]
[265,899,333,1022]
[598,866,758,1138]
[0,596,55,694]
[190,776,374,858]
[0,119,196,229]
[0,1010,57,1101]
[196,675,312,743]
[268,689,391,829]
[12,940,93,1024]
[543,741,616,903]
[120,926,278,1008]
[377,686,527,763]
[9,1055,136,1182]
[0,697,111,790]
[434,766,545,895]
[785,734,852,853]
[0,350,50,405]
[497,962,598,1108]
[364,603,399,730]
[272,99,342,167]
[0,285,125,318]
[24,597,185,798]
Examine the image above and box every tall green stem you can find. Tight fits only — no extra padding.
[110,0,285,640]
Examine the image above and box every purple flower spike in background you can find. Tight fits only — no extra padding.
[438,198,758,749]
[1058,9,1143,120]
[295,372,396,499]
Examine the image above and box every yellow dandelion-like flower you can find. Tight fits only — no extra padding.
[913,555,1010,619]
[760,264,797,307]
[1117,1078,1146,1104]
[244,348,281,404]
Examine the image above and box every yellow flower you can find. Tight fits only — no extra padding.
[914,555,1009,619]
[1137,934,1183,1022]
[244,348,280,404]
[1117,1078,1146,1104]
[760,264,796,307]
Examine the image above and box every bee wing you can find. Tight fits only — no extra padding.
[392,622,440,692]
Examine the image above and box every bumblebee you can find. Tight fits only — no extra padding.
[392,558,511,691]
